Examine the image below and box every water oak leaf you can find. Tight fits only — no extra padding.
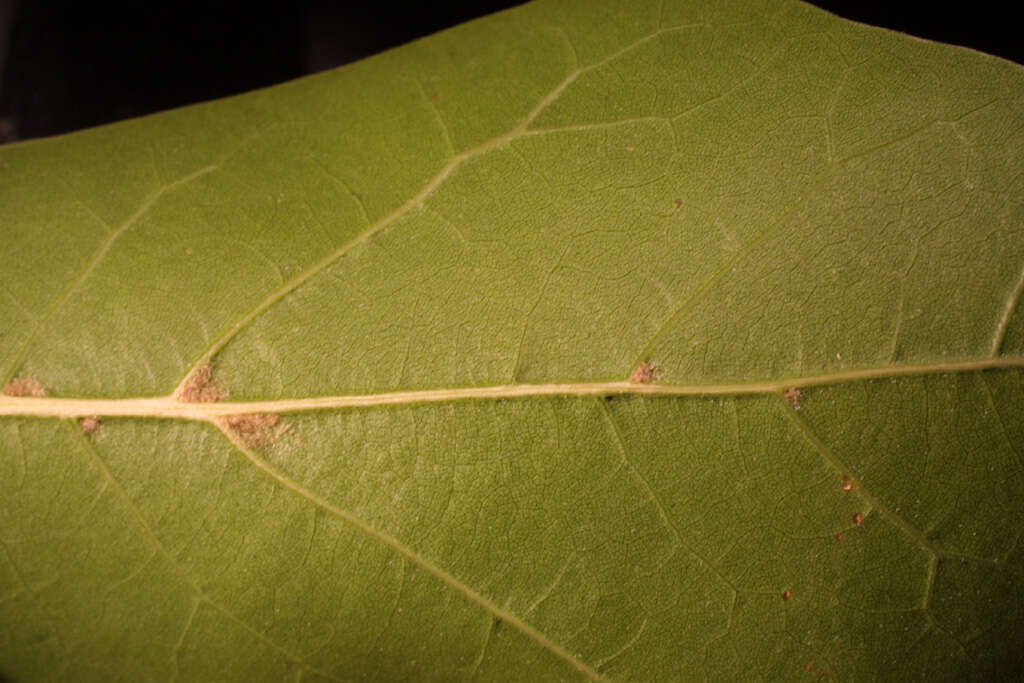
[2,0,1023,680]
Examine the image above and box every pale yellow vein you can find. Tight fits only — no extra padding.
[174,23,708,396]
[3,357,1021,420]
[216,421,608,682]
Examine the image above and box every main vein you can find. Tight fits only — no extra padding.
[2,358,1020,420]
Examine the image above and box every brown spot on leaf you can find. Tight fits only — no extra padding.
[841,475,853,491]
[674,198,683,208]
[2,377,46,397]
[853,512,864,526]
[179,364,227,403]
[79,416,101,435]
[223,413,281,450]
[784,387,803,409]
[835,533,843,541]
[629,361,661,384]
[782,589,793,600]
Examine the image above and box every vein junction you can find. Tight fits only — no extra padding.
[1,357,1020,420]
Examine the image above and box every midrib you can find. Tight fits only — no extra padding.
[3,357,1020,420]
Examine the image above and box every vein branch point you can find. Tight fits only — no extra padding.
[178,363,228,403]
[221,413,283,450]
[630,361,661,384]
[784,387,803,409]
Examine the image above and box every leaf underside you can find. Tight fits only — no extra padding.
[2,0,1023,680]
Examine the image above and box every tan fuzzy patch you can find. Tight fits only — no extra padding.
[223,414,281,450]
[629,362,661,384]
[79,416,102,435]
[784,387,803,409]
[3,377,46,397]
[179,364,227,403]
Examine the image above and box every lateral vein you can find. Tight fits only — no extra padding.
[219,424,608,681]
[991,257,1024,356]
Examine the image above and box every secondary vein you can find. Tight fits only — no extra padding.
[220,423,608,682]
[173,23,708,397]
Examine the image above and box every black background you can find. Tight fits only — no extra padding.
[0,0,1019,144]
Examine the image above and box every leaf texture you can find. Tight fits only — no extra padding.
[1,0,1023,680]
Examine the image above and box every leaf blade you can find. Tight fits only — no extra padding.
[2,0,1023,680]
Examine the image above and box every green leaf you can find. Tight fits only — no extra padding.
[2,0,1023,680]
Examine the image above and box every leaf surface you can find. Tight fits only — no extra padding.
[2,0,1023,680]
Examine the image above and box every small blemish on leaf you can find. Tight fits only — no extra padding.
[79,416,101,435]
[223,413,282,450]
[841,475,853,491]
[782,589,793,600]
[784,387,803,409]
[179,363,227,403]
[2,377,46,397]
[629,361,661,384]
[853,512,864,526]
[835,533,843,541]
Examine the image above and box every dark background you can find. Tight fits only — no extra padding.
[0,0,1020,144]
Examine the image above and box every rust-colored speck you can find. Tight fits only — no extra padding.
[782,589,793,600]
[79,416,101,435]
[853,512,864,526]
[835,533,844,541]
[630,361,661,384]
[784,387,803,409]
[841,475,853,491]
